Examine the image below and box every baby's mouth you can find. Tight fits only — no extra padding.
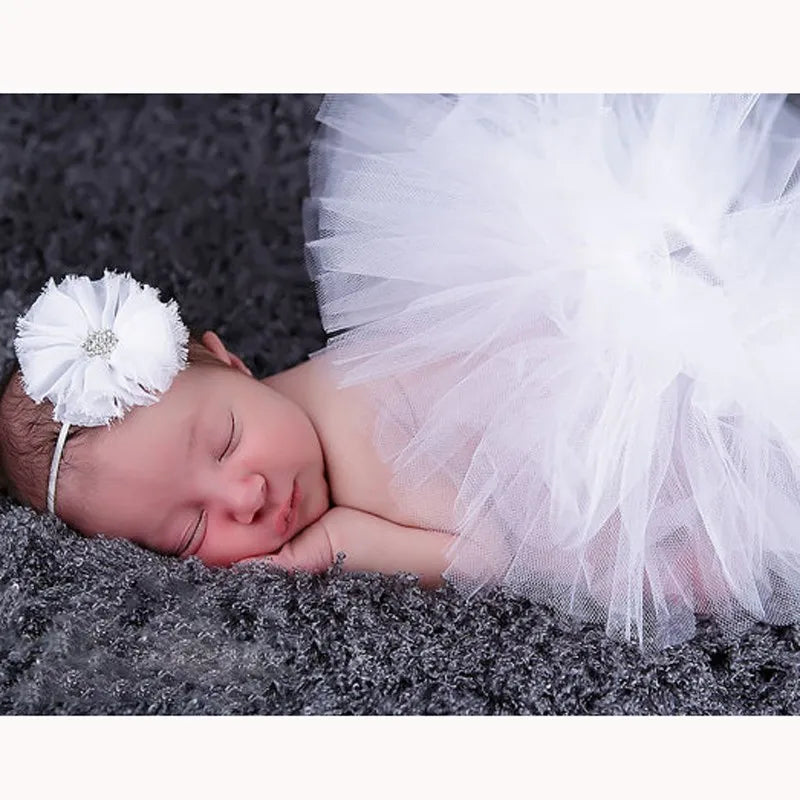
[276,480,298,539]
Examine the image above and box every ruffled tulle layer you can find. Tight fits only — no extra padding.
[304,94,800,649]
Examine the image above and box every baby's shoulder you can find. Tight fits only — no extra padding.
[300,353,401,513]
[299,352,456,532]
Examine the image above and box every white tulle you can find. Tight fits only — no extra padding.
[304,94,800,649]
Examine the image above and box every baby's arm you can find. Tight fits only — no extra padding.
[247,506,453,587]
[325,506,453,587]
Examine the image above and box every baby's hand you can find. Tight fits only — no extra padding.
[237,514,335,575]
[236,506,452,587]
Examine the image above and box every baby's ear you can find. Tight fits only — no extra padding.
[200,331,253,377]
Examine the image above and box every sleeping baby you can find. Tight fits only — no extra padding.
[0,273,453,587]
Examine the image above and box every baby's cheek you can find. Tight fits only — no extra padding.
[195,527,283,568]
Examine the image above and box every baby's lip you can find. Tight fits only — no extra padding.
[273,480,297,538]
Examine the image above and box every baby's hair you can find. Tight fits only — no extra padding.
[0,328,233,514]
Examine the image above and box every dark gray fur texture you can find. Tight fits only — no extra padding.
[1,95,799,714]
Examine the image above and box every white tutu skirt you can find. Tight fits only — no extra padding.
[303,94,800,649]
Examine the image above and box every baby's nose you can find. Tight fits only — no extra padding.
[232,475,266,525]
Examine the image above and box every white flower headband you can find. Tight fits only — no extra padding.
[13,270,189,515]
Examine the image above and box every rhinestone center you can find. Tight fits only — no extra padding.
[82,328,119,358]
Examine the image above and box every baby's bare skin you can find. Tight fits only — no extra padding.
[264,352,460,530]
[265,355,408,523]
[56,328,455,584]
[259,352,457,583]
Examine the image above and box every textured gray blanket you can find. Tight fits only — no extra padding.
[1,94,799,714]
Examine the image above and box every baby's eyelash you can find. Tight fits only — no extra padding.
[181,510,206,556]
[176,509,203,557]
[219,411,235,460]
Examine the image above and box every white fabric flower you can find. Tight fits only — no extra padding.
[14,270,189,427]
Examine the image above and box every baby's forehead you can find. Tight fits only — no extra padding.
[164,362,231,406]
[91,363,237,454]
[177,360,237,392]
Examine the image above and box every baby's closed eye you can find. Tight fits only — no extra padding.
[219,411,236,460]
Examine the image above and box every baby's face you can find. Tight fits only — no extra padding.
[61,357,331,566]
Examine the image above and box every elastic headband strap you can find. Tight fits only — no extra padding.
[47,421,70,515]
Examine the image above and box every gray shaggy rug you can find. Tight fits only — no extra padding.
[1,94,799,714]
